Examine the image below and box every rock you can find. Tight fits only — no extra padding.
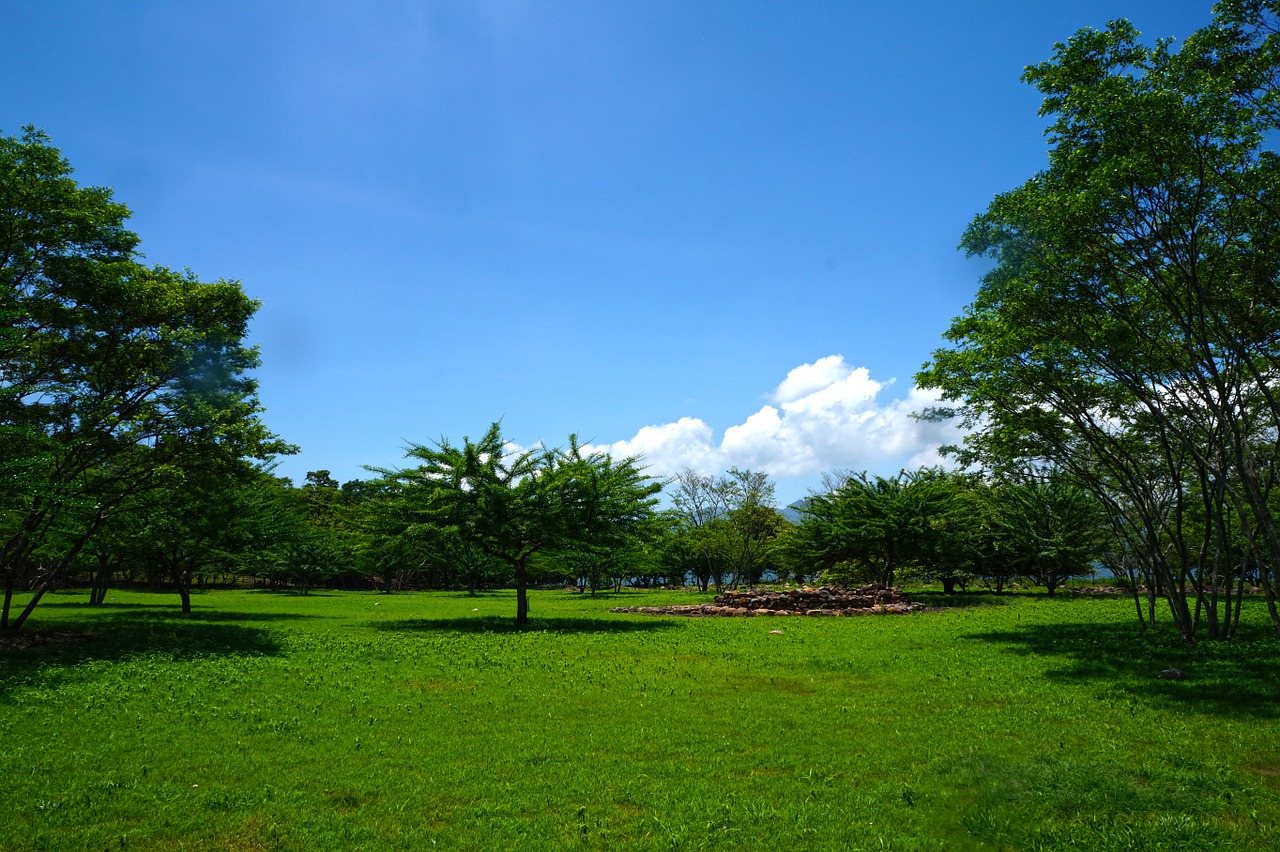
[1159,668,1185,680]
[610,584,926,618]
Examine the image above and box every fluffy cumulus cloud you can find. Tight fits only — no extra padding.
[591,355,965,480]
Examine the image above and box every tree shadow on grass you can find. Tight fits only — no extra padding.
[38,599,179,611]
[245,587,352,597]
[27,600,324,623]
[555,589,697,602]
[911,591,1018,609]
[0,614,284,703]
[960,619,1280,720]
[373,614,681,635]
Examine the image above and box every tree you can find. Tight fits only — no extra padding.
[670,469,729,590]
[388,424,661,626]
[915,473,989,594]
[960,480,1019,594]
[279,469,352,593]
[713,469,788,588]
[795,469,964,588]
[129,460,261,612]
[917,5,1280,639]
[993,472,1108,595]
[670,467,783,589]
[717,501,789,587]
[345,477,437,593]
[1,128,289,629]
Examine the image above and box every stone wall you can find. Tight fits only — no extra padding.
[610,585,926,617]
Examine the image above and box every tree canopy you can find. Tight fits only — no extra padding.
[918,2,1280,639]
[384,423,662,625]
[1,127,290,628]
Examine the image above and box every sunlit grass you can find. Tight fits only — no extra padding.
[2,588,1278,849]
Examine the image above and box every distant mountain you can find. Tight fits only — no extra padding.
[781,498,810,523]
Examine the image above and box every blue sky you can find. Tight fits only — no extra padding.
[2,1,1215,504]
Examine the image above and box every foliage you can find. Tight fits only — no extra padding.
[992,472,1109,595]
[383,423,662,624]
[917,4,1280,639]
[0,127,290,629]
[670,467,787,589]
[122,460,270,611]
[796,468,970,588]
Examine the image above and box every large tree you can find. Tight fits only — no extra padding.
[0,127,289,629]
[670,467,784,589]
[993,472,1108,595]
[387,424,661,626]
[918,3,1280,639]
[795,468,969,588]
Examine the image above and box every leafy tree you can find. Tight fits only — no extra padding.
[913,474,988,594]
[917,4,1280,639]
[343,478,431,593]
[275,534,345,595]
[388,424,661,625]
[301,470,341,525]
[713,469,788,588]
[275,469,354,593]
[796,469,964,587]
[119,458,280,612]
[655,509,710,590]
[670,469,729,590]
[961,481,1019,594]
[0,128,290,629]
[670,467,783,589]
[993,473,1108,595]
[553,510,671,594]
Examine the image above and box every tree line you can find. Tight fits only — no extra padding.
[0,127,1107,630]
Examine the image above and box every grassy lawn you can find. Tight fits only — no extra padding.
[1,587,1278,850]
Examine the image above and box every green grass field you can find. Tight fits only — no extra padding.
[2,588,1278,850]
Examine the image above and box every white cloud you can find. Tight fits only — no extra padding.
[772,355,866,404]
[597,417,719,473]
[589,355,965,481]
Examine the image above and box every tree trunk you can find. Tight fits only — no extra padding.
[512,578,527,624]
[10,582,51,631]
[2,574,13,629]
[515,559,529,626]
[177,569,192,614]
[1124,563,1148,631]
[90,558,111,606]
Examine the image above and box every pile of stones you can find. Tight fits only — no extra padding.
[609,584,927,617]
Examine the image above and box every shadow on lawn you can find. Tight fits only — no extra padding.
[32,600,322,623]
[961,619,1280,719]
[38,599,178,610]
[374,614,681,635]
[911,590,1017,609]
[0,613,285,702]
